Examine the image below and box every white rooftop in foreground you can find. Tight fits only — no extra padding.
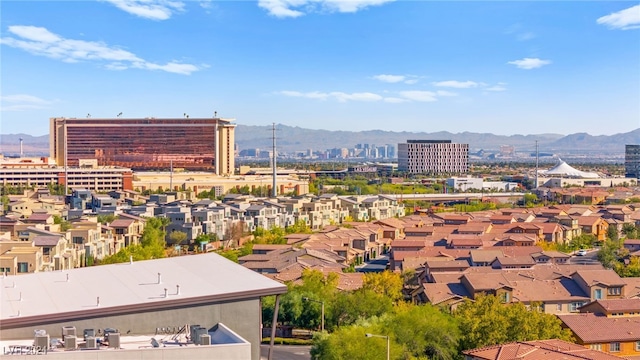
[1,252,286,322]
[0,323,251,359]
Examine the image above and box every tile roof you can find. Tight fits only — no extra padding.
[510,278,589,303]
[420,282,470,305]
[580,299,640,313]
[109,218,135,228]
[33,235,62,247]
[558,313,640,343]
[572,269,626,287]
[26,213,53,221]
[463,339,624,360]
[470,249,504,263]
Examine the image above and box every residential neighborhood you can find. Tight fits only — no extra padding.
[2,184,640,359]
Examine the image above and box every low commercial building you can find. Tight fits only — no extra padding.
[0,252,287,360]
[1,157,133,192]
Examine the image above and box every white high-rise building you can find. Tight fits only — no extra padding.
[398,140,469,174]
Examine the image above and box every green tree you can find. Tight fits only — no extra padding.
[386,304,460,360]
[454,295,573,350]
[607,225,619,242]
[597,239,621,269]
[102,217,166,264]
[53,215,71,232]
[97,214,116,224]
[362,271,404,303]
[310,318,398,360]
[330,289,393,328]
[622,223,637,239]
[286,220,312,234]
[523,193,538,208]
[168,230,188,244]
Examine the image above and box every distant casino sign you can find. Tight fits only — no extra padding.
[349,166,377,173]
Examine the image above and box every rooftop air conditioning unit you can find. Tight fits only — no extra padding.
[190,326,207,345]
[65,336,77,350]
[34,334,50,351]
[62,326,76,338]
[83,329,95,340]
[108,333,120,349]
[199,334,211,346]
[85,337,97,349]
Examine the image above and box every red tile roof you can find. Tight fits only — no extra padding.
[558,313,640,343]
[463,339,624,360]
[109,219,135,228]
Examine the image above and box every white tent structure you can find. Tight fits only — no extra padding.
[540,158,600,178]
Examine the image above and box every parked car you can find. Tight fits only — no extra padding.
[576,249,588,256]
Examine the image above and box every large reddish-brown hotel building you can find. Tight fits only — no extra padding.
[50,117,236,175]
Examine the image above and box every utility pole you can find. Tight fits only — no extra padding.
[272,123,277,197]
[64,118,68,197]
[535,140,539,189]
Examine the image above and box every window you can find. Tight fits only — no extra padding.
[17,262,28,273]
[590,344,602,351]
[0,267,10,274]
[608,287,622,296]
[610,342,620,352]
[500,292,511,303]
[569,302,584,312]
[594,289,602,300]
[636,341,640,351]
[556,303,562,311]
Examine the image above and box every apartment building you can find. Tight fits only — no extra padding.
[625,144,640,179]
[398,140,469,174]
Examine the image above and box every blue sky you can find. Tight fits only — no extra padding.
[1,0,639,136]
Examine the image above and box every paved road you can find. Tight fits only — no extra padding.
[356,254,389,273]
[260,344,311,360]
[568,248,600,265]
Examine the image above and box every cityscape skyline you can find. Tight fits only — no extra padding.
[1,1,639,136]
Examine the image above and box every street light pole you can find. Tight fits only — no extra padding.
[302,297,324,332]
[365,333,390,360]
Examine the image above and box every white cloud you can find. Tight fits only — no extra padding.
[373,74,405,83]
[0,25,202,75]
[436,90,457,97]
[0,94,55,111]
[258,0,395,18]
[372,74,419,84]
[383,97,409,103]
[330,92,382,102]
[279,87,460,103]
[102,0,185,20]
[485,85,507,92]
[280,90,330,100]
[399,91,437,102]
[597,5,640,30]
[279,90,382,102]
[432,80,478,88]
[507,57,551,70]
[517,32,536,41]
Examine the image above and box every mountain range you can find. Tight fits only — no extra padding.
[1,126,638,157]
